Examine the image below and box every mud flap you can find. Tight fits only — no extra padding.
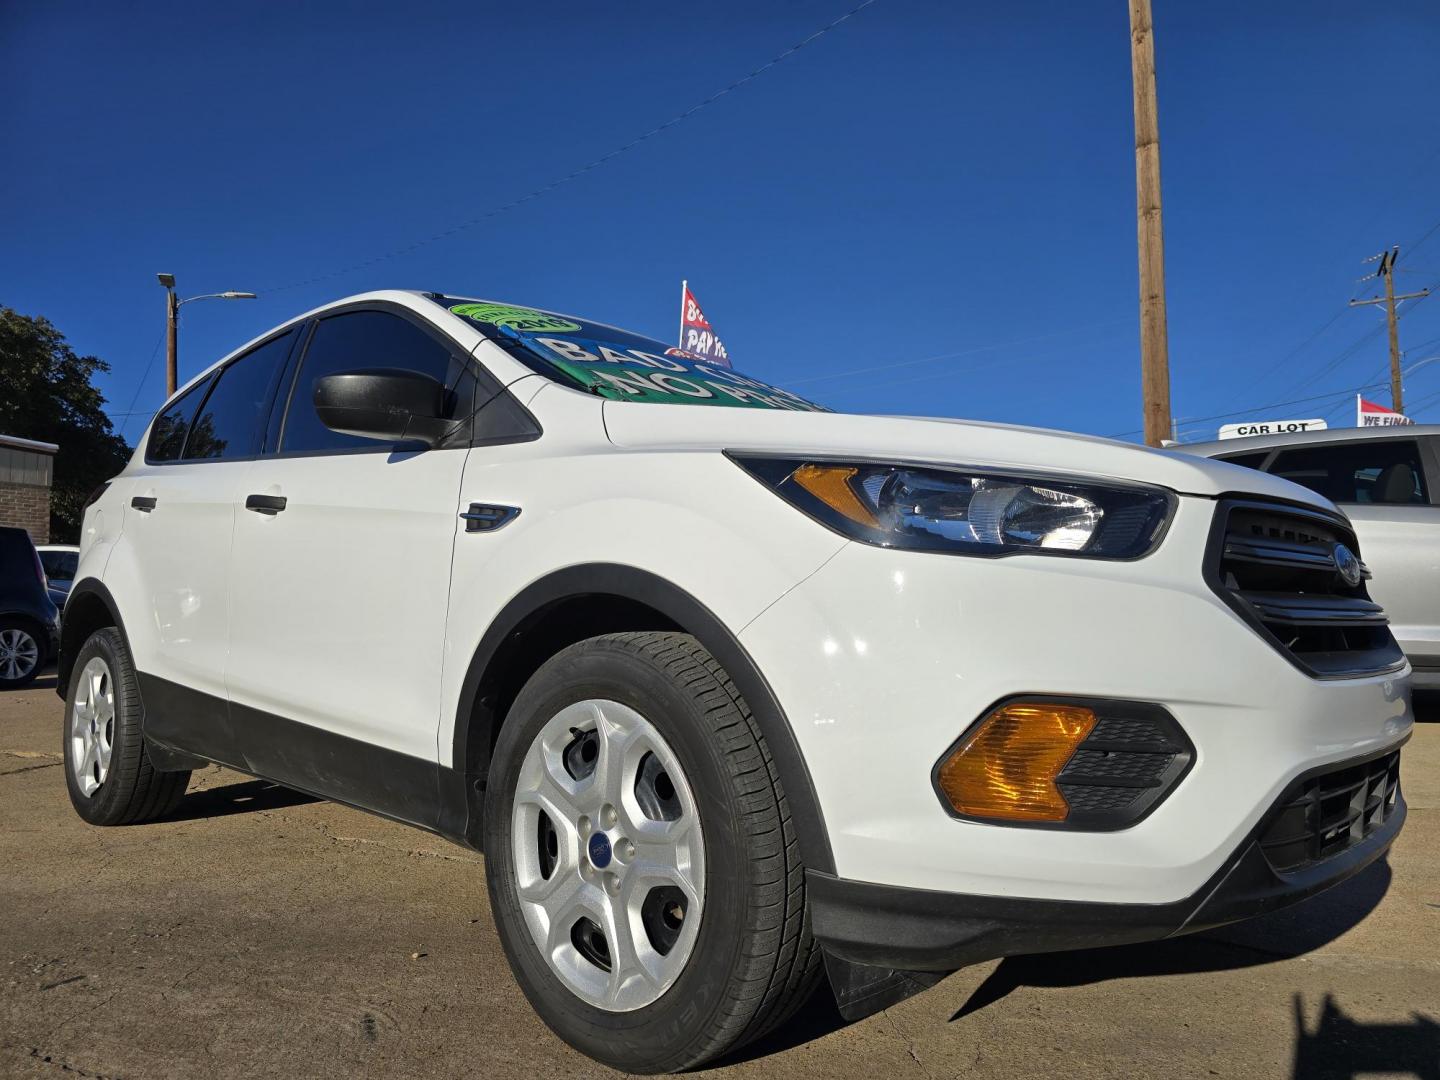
[823,951,948,1021]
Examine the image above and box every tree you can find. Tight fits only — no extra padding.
[0,306,132,542]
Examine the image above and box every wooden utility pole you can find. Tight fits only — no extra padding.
[1350,247,1429,413]
[1129,0,1172,446]
[165,288,179,398]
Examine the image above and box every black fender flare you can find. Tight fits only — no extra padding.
[451,563,836,876]
[56,578,129,696]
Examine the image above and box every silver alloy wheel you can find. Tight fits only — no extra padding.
[69,657,115,797]
[0,627,39,682]
[511,698,706,1012]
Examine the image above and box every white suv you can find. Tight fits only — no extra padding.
[59,291,1412,1073]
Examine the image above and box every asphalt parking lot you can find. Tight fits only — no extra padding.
[2,678,1436,1080]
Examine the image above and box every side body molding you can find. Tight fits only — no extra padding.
[450,563,836,875]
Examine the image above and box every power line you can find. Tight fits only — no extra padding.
[1230,207,1440,406]
[1270,276,1437,404]
[258,0,882,296]
[1402,385,1440,419]
[1232,306,1349,405]
[115,328,167,441]
[785,316,1128,387]
[1402,214,1440,262]
[1107,381,1389,439]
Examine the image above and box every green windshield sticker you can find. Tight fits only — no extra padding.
[450,303,581,334]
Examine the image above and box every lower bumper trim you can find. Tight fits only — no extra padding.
[811,772,1405,971]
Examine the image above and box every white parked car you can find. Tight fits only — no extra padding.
[59,292,1412,1073]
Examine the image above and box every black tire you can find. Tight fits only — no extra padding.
[484,632,822,1074]
[0,617,45,689]
[63,627,190,825]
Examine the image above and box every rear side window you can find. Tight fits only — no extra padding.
[1268,440,1429,505]
[279,311,472,454]
[183,331,296,461]
[146,375,213,462]
[39,550,78,581]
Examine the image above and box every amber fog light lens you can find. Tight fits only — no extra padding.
[936,703,1097,822]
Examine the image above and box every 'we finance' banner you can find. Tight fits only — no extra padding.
[1357,396,1414,427]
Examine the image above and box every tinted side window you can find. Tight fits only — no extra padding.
[1268,440,1429,505]
[146,375,213,462]
[184,331,295,461]
[279,311,471,454]
[40,551,78,580]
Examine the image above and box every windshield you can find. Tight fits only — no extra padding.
[435,297,826,412]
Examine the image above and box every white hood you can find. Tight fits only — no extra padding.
[601,401,1336,510]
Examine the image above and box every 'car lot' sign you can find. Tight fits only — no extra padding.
[1217,419,1328,440]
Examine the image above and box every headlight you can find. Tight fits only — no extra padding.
[731,456,1174,559]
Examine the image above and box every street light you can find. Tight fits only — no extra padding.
[1402,355,1440,381]
[156,273,257,396]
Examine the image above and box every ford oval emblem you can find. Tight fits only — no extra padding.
[1333,543,1363,588]
[587,832,612,869]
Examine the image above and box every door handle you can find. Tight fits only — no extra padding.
[131,496,156,512]
[245,494,288,515]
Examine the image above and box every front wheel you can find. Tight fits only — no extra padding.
[483,632,821,1073]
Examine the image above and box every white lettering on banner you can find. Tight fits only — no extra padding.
[626,350,688,372]
[592,370,656,396]
[598,345,639,366]
[649,374,713,398]
[534,337,597,362]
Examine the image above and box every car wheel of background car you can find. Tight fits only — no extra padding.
[0,620,43,689]
[64,627,190,826]
[483,631,822,1074]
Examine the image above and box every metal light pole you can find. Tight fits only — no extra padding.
[157,273,257,396]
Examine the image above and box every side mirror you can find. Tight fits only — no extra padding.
[313,368,451,447]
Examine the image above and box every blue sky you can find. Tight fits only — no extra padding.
[4,0,1440,444]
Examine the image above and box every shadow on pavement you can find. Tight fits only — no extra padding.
[164,777,320,821]
[7,675,57,692]
[1291,993,1439,1080]
[1414,690,1440,723]
[951,859,1392,1021]
[703,982,848,1069]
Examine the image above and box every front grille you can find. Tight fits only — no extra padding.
[1259,751,1401,872]
[1207,500,1405,677]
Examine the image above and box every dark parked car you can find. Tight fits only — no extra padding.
[0,527,60,688]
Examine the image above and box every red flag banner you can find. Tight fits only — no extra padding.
[678,281,732,368]
[1356,395,1414,427]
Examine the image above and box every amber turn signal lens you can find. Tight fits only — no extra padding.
[936,703,1097,822]
[790,464,880,527]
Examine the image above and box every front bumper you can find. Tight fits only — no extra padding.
[739,494,1414,904]
[810,744,1407,970]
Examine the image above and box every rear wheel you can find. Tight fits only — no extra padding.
[484,632,821,1073]
[0,620,43,689]
[64,627,190,825]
